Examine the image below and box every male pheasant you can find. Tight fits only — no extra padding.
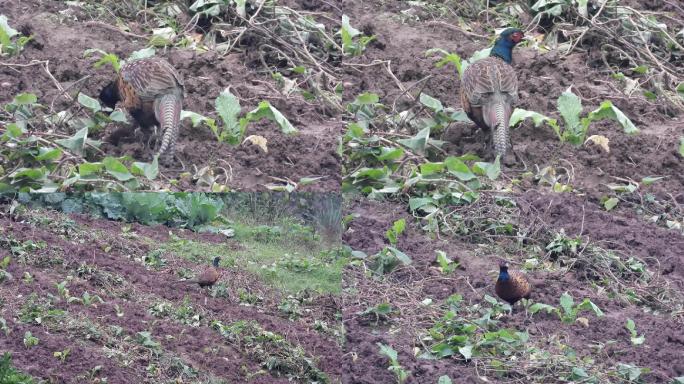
[460,28,524,160]
[495,262,531,305]
[99,56,184,163]
[176,257,221,289]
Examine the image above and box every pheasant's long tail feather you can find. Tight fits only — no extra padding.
[153,93,182,160]
[483,94,511,158]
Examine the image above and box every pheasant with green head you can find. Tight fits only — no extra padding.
[460,28,524,161]
[495,262,531,305]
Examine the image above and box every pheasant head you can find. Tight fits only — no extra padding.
[99,80,120,109]
[491,28,524,64]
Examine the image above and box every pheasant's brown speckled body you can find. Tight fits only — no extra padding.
[176,257,221,288]
[460,28,523,159]
[495,264,531,305]
[99,57,184,162]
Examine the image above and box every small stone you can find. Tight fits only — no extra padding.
[0,82,11,88]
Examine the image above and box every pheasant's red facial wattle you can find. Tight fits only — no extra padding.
[511,32,524,43]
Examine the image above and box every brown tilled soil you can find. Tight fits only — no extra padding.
[0,0,342,192]
[340,0,684,383]
[342,0,684,201]
[342,196,684,383]
[0,210,342,383]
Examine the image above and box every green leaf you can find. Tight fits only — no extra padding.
[131,157,159,180]
[640,176,663,186]
[354,92,379,105]
[420,162,445,176]
[679,137,684,157]
[215,88,242,145]
[3,122,25,139]
[576,0,588,17]
[392,218,406,237]
[397,127,430,154]
[557,87,583,133]
[577,299,604,317]
[55,127,88,156]
[625,318,636,332]
[458,345,473,360]
[109,110,128,122]
[559,292,574,314]
[34,147,62,162]
[419,93,443,112]
[181,110,214,128]
[444,157,475,181]
[509,108,558,129]
[245,101,297,135]
[13,93,37,105]
[84,48,121,72]
[408,197,435,212]
[570,367,589,379]
[472,157,501,180]
[102,157,134,181]
[77,93,101,112]
[341,14,362,55]
[78,162,103,176]
[128,47,155,62]
[603,197,618,211]
[377,147,404,162]
[0,15,19,40]
[587,100,638,135]
[387,246,412,265]
[438,375,453,384]
[529,303,556,315]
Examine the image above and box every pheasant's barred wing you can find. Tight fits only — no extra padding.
[120,58,184,101]
[461,57,518,106]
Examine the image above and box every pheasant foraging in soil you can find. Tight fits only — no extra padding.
[99,56,184,164]
[177,257,221,289]
[460,27,524,162]
[495,262,531,305]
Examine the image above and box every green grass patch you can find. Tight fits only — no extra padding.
[162,218,347,295]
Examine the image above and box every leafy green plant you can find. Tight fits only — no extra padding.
[434,250,459,275]
[530,292,604,324]
[23,331,39,348]
[194,88,298,146]
[0,352,35,384]
[386,218,406,245]
[377,343,409,384]
[0,90,160,192]
[67,291,104,307]
[136,331,162,354]
[426,47,491,79]
[53,348,70,363]
[0,318,9,336]
[0,15,32,56]
[625,319,645,345]
[0,256,10,282]
[615,363,650,382]
[340,15,375,56]
[358,302,393,325]
[511,87,638,146]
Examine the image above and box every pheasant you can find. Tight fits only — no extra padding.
[460,28,524,161]
[176,257,221,289]
[495,262,531,305]
[99,56,184,163]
